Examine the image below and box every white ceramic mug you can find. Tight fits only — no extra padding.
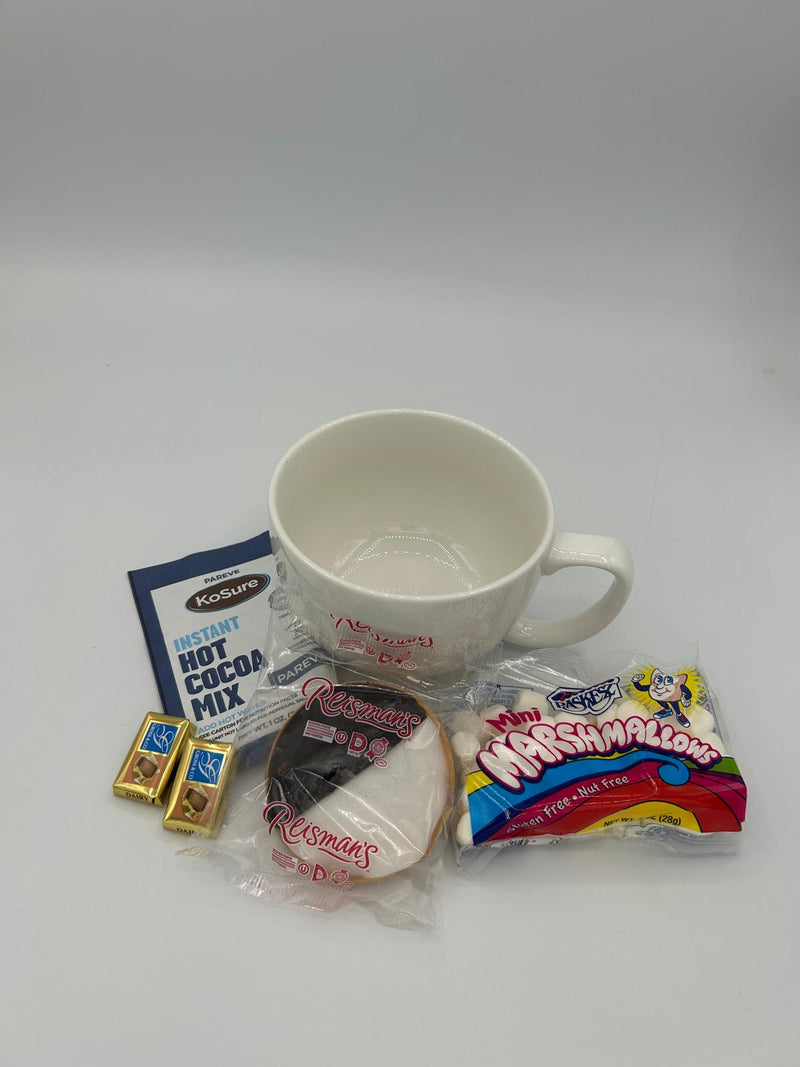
[268,410,633,675]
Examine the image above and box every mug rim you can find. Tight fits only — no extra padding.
[268,409,555,603]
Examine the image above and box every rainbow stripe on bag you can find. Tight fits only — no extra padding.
[467,748,746,843]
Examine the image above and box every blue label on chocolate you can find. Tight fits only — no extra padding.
[141,721,179,755]
[187,748,224,785]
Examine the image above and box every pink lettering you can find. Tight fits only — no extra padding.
[599,718,627,750]
[672,731,689,753]
[328,616,434,648]
[347,731,368,756]
[326,689,349,712]
[627,717,647,743]
[263,799,379,871]
[684,737,718,765]
[263,800,293,835]
[476,710,723,790]
[477,738,541,790]
[485,709,540,732]
[519,724,561,765]
[300,676,420,738]
[644,720,661,746]
[302,676,336,714]
[550,722,580,757]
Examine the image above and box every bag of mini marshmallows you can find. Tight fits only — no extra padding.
[447,647,747,874]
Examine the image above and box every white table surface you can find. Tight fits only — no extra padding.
[3,3,799,1064]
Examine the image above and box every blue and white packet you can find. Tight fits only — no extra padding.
[129,531,331,763]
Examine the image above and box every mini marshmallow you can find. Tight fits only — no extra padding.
[481,703,507,722]
[480,704,511,739]
[680,704,716,736]
[553,711,593,728]
[617,699,645,719]
[593,699,642,729]
[449,710,484,736]
[531,713,558,730]
[512,689,549,716]
[482,702,560,739]
[701,731,727,756]
[455,811,473,847]
[451,731,480,767]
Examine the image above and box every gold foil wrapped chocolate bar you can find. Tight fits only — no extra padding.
[163,738,236,837]
[113,713,195,805]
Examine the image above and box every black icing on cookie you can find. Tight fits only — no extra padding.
[266,680,428,816]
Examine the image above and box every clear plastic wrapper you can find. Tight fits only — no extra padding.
[179,602,459,930]
[448,646,747,875]
[181,560,747,916]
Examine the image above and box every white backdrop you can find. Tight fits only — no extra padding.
[2,3,799,1065]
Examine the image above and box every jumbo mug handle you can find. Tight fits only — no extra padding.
[506,533,634,649]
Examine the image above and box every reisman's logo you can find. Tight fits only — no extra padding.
[186,574,270,612]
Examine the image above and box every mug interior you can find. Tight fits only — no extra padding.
[271,411,552,597]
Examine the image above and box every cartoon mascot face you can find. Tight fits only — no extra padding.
[648,668,687,703]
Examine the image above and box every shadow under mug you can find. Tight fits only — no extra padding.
[268,410,633,675]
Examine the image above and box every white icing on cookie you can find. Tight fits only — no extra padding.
[267,715,451,881]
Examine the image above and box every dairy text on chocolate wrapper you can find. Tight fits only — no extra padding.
[477,716,721,792]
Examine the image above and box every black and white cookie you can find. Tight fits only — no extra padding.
[264,678,454,881]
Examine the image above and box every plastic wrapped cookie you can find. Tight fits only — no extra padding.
[264,679,454,881]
